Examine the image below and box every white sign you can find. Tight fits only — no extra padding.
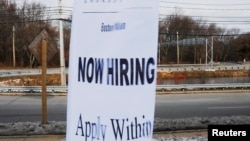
[66,0,159,141]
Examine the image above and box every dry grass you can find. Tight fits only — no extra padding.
[0,69,249,86]
[157,70,250,79]
[0,74,64,86]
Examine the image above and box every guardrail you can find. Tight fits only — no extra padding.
[157,64,250,72]
[0,86,68,93]
[0,68,68,77]
[157,83,250,91]
[1,64,249,77]
[0,83,249,93]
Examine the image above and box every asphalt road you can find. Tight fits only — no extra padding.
[0,92,250,123]
[0,95,67,123]
[155,92,250,119]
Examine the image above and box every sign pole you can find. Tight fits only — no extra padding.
[12,26,16,67]
[41,39,48,124]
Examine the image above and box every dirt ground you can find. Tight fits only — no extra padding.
[0,69,249,86]
[157,70,250,79]
[0,74,63,86]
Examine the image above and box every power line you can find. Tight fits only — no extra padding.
[159,14,250,19]
[159,32,250,37]
[0,18,71,25]
[161,6,250,11]
[159,16,250,24]
[160,1,250,6]
[159,19,250,24]
[159,13,250,32]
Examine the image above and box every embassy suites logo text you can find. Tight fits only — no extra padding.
[84,0,123,3]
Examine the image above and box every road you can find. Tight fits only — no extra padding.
[155,92,250,119]
[0,96,67,123]
[0,92,250,123]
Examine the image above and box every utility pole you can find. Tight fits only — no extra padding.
[205,37,214,70]
[59,0,66,86]
[158,42,161,64]
[211,36,214,68]
[177,31,179,64]
[41,39,48,124]
[12,26,16,68]
[206,38,208,70]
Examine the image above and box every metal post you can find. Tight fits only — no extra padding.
[205,38,208,70]
[41,39,48,124]
[211,36,214,68]
[158,43,161,64]
[194,46,196,64]
[177,31,179,64]
[12,26,16,67]
[59,0,66,86]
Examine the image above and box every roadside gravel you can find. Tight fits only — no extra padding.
[1,116,250,140]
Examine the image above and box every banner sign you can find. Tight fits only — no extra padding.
[66,0,159,141]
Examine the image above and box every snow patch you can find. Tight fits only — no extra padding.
[1,116,250,141]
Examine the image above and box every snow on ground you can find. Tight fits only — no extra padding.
[0,79,22,86]
[1,116,250,141]
[153,136,207,141]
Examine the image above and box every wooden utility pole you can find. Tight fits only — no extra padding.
[177,31,179,64]
[12,26,16,67]
[41,39,48,124]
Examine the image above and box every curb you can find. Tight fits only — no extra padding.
[0,130,208,141]
[0,135,66,141]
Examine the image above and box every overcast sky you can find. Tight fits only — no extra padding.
[15,0,72,7]
[15,0,250,33]
[160,0,250,33]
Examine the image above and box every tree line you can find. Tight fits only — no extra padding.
[0,1,249,68]
[159,11,250,64]
[0,1,71,68]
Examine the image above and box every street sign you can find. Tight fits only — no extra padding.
[28,29,58,63]
[66,0,159,141]
[162,37,206,46]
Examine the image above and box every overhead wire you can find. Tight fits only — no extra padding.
[160,6,250,11]
[0,5,72,24]
[159,0,250,34]
[167,1,247,36]
[160,1,250,6]
[1,1,250,34]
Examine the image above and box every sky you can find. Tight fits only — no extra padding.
[14,0,250,33]
[15,0,72,7]
[160,0,250,33]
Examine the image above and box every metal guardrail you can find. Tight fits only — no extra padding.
[157,64,250,72]
[0,83,250,93]
[0,68,68,77]
[0,86,68,93]
[156,83,250,91]
[1,65,249,77]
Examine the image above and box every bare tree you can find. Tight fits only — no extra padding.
[15,1,58,67]
[158,9,244,64]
